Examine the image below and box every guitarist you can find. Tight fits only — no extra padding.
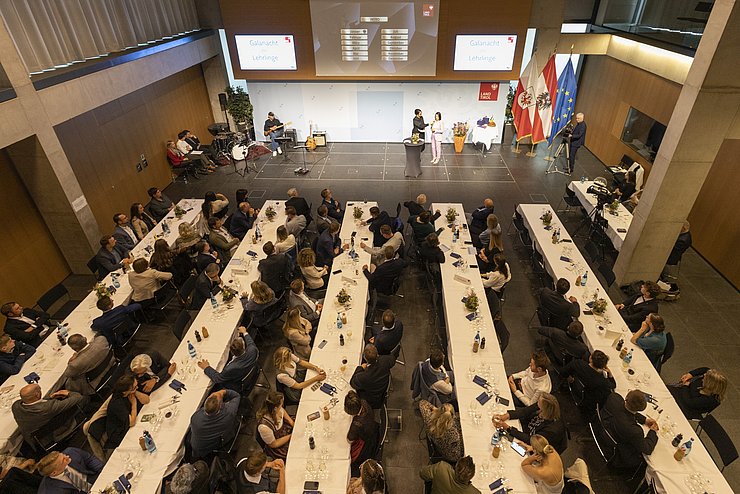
[263,112,285,157]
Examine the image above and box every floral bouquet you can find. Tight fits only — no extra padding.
[464,293,479,313]
[607,199,620,214]
[222,286,236,302]
[353,206,364,220]
[445,207,458,224]
[265,206,276,221]
[453,122,469,137]
[541,211,553,226]
[94,282,111,299]
[174,205,186,218]
[410,133,420,144]
[592,298,608,315]
[336,288,352,305]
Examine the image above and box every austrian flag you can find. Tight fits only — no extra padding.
[512,56,539,142]
[532,55,558,144]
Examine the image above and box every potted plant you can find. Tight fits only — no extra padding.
[607,199,620,214]
[502,86,515,145]
[94,282,111,299]
[464,293,479,313]
[592,298,608,315]
[336,288,352,306]
[225,85,253,133]
[445,207,458,224]
[452,122,469,153]
[222,287,236,303]
[265,206,276,221]
[353,206,363,220]
[174,205,185,219]
[541,211,553,226]
[410,133,420,144]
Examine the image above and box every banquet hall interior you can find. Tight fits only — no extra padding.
[1,1,739,494]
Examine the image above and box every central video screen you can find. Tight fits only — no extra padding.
[309,0,440,77]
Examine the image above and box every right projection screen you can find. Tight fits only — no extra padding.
[453,35,518,71]
[309,0,440,77]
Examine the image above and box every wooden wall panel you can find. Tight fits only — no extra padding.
[0,150,70,307]
[221,0,531,81]
[55,65,214,233]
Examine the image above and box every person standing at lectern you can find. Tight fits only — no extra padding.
[264,112,284,157]
[567,113,586,174]
[413,109,429,153]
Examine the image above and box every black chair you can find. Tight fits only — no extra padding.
[85,350,118,398]
[494,318,510,353]
[167,155,199,183]
[697,415,738,471]
[655,332,674,373]
[532,250,553,288]
[29,404,87,455]
[568,376,586,407]
[584,241,600,263]
[177,274,198,307]
[374,404,389,461]
[86,256,101,281]
[588,404,617,464]
[35,283,81,321]
[245,293,287,341]
[557,185,583,214]
[172,309,192,341]
[598,263,616,288]
[391,341,406,366]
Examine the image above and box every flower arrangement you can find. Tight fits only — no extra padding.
[592,298,608,315]
[222,287,236,303]
[445,207,458,223]
[174,205,185,218]
[410,133,420,144]
[94,282,111,299]
[265,206,276,221]
[607,199,620,214]
[541,211,553,226]
[353,206,364,220]
[453,122,469,137]
[336,288,352,305]
[464,293,479,313]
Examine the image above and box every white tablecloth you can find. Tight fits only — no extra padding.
[517,204,733,494]
[0,199,203,454]
[471,126,500,151]
[432,203,537,493]
[285,202,376,494]
[568,181,632,251]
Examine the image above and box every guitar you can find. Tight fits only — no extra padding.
[305,120,317,151]
[263,121,293,137]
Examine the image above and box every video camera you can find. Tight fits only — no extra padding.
[587,183,612,207]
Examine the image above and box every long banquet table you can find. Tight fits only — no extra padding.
[517,203,733,494]
[0,198,203,455]
[568,180,633,251]
[432,203,537,494]
[284,201,376,494]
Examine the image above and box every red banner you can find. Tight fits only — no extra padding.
[478,82,500,101]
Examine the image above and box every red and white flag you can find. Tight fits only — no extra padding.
[531,55,558,144]
[513,56,539,141]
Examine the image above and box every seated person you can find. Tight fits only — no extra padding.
[258,242,291,295]
[537,321,590,369]
[1,302,50,347]
[612,170,636,202]
[195,240,222,274]
[36,447,103,494]
[285,188,312,225]
[256,392,293,460]
[129,352,176,394]
[559,349,615,418]
[112,213,139,252]
[361,224,404,266]
[481,253,511,293]
[12,384,85,444]
[202,192,230,220]
[273,347,326,404]
[94,235,132,279]
[242,280,277,313]
[630,313,668,368]
[365,207,393,247]
[346,459,385,494]
[409,211,441,245]
[207,216,239,264]
[287,279,323,325]
[538,278,580,330]
[600,390,659,470]
[55,334,113,395]
[198,328,258,392]
[476,232,503,273]
[0,454,36,487]
[519,435,564,494]
[420,348,456,406]
[418,232,445,265]
[320,188,343,221]
[189,389,241,459]
[615,281,660,332]
[91,296,141,347]
[669,367,726,420]
[478,214,502,248]
[419,400,463,463]
[147,187,174,222]
[0,335,35,381]
[362,246,408,295]
[229,202,257,241]
[316,222,346,268]
[150,238,193,285]
[493,393,567,454]
[419,456,480,494]
[469,198,495,247]
[344,391,379,477]
[404,193,430,216]
[128,258,173,305]
[87,374,149,453]
[236,451,285,494]
[190,263,222,309]
[350,344,396,409]
[130,202,155,240]
[281,308,313,360]
[368,309,403,356]
[167,461,210,494]
[316,205,339,234]
[274,226,296,255]
[297,248,329,291]
[508,351,552,406]
[173,222,201,259]
[167,140,196,171]
[284,206,307,237]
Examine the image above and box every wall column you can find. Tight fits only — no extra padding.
[530,0,566,68]
[613,0,740,283]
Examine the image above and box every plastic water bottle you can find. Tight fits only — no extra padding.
[162,220,170,235]
[143,431,157,453]
[255,223,261,240]
[581,271,588,286]
[622,349,633,366]
[336,313,343,330]
[187,340,197,358]
[210,293,219,309]
[112,274,120,289]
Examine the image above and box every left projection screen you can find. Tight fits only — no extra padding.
[235,35,298,70]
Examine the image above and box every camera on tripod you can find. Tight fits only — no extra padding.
[560,123,574,142]
[587,183,612,207]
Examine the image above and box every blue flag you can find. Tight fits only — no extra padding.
[548,58,578,147]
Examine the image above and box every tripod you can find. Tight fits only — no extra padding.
[545,137,571,176]
[275,136,295,164]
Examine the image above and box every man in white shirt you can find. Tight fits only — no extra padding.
[284,206,307,237]
[236,451,285,494]
[112,213,139,252]
[360,224,404,266]
[423,348,456,405]
[508,350,552,406]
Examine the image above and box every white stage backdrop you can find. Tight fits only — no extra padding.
[248,82,508,143]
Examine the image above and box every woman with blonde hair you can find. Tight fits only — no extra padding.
[477,225,504,273]
[478,214,502,247]
[173,222,201,258]
[243,280,276,312]
[493,392,567,453]
[256,391,294,460]
[274,225,296,254]
[273,346,325,403]
[282,307,313,359]
[520,434,564,494]
[670,367,727,419]
[347,459,385,494]
[297,248,329,290]
[419,399,463,462]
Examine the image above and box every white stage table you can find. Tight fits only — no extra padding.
[0,199,203,454]
[92,200,290,494]
[285,201,376,494]
[432,203,537,493]
[568,180,632,251]
[471,125,500,151]
[517,204,733,494]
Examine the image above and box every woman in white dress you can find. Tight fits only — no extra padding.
[430,112,444,164]
[520,435,564,494]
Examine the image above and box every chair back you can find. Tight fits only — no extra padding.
[241,365,260,395]
[494,319,510,353]
[569,376,586,407]
[178,274,198,306]
[85,349,116,385]
[565,185,576,198]
[173,309,192,341]
[699,415,738,471]
[598,263,616,287]
[375,404,388,460]
[209,451,238,494]
[395,202,402,218]
[589,404,618,464]
[584,241,600,262]
[36,283,69,312]
[87,256,101,280]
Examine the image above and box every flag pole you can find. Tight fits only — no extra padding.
[513,140,521,154]
[526,142,537,157]
[544,138,555,162]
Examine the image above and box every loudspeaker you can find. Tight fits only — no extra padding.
[218,93,227,111]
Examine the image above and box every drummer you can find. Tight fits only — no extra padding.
[264,112,284,157]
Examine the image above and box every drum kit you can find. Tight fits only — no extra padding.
[208,122,265,175]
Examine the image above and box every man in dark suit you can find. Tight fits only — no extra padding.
[285,187,312,225]
[369,310,404,356]
[362,247,408,295]
[229,201,257,240]
[198,328,258,392]
[616,281,660,332]
[0,335,35,380]
[91,296,141,347]
[567,113,586,173]
[350,344,396,409]
[195,240,222,273]
[412,108,428,153]
[316,205,339,234]
[191,263,222,309]
[112,213,138,252]
[258,242,291,295]
[94,235,131,279]
[12,383,86,445]
[600,390,659,469]
[189,389,241,460]
[316,222,344,267]
[37,446,104,494]
[560,349,616,419]
[1,301,50,346]
[469,198,495,242]
[365,207,393,247]
[537,321,589,368]
[147,187,174,222]
[538,278,580,330]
